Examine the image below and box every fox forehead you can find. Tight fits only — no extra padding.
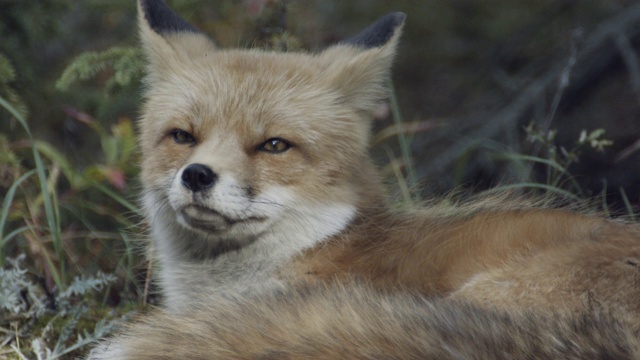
[143,49,365,146]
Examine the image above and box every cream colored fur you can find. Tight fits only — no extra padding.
[89,283,640,359]
[135,5,393,310]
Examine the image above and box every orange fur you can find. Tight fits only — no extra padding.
[290,205,640,321]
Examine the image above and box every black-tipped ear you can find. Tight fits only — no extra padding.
[319,12,404,116]
[138,0,215,83]
[341,12,406,48]
[140,0,199,35]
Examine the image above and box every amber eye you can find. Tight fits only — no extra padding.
[259,138,291,154]
[171,129,196,145]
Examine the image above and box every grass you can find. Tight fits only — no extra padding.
[0,97,145,359]
[0,97,64,285]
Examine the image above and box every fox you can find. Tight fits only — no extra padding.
[89,0,640,358]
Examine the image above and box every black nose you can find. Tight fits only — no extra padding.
[181,163,216,192]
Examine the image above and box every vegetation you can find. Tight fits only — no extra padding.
[1,1,639,358]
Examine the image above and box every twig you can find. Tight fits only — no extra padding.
[615,138,640,162]
[614,32,640,104]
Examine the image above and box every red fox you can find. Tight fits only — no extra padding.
[88,0,640,358]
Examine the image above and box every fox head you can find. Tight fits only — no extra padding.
[137,0,404,254]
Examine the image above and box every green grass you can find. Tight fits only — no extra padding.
[0,96,145,359]
[0,97,65,285]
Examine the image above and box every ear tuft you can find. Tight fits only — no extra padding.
[140,0,199,35]
[138,0,215,83]
[321,12,405,115]
[341,12,406,49]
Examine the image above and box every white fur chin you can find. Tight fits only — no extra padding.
[144,184,358,312]
[270,201,356,257]
[256,185,357,257]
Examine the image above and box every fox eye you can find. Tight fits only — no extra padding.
[259,138,291,154]
[171,129,196,145]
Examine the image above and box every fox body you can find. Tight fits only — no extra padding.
[90,283,640,359]
[89,0,640,358]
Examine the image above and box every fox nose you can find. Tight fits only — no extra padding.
[181,163,216,192]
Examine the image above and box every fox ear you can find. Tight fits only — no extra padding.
[138,0,215,79]
[322,12,405,114]
[341,12,406,49]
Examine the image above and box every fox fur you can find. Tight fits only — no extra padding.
[88,0,640,358]
[89,283,640,360]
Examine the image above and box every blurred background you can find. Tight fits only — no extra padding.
[3,0,639,202]
[1,1,639,357]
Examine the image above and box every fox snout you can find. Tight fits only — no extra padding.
[181,163,217,193]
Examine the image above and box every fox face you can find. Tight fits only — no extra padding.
[138,0,404,255]
[141,50,366,246]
